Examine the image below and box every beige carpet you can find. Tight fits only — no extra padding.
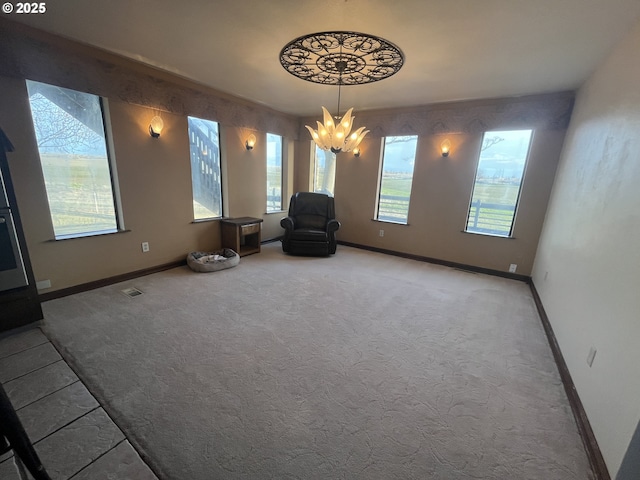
[41,243,593,479]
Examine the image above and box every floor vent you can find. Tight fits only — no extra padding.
[121,287,144,298]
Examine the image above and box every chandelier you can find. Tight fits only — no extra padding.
[280,31,404,154]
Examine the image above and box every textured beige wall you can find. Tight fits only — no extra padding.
[293,141,313,195]
[0,21,296,292]
[0,77,221,290]
[0,19,299,140]
[532,18,640,477]
[0,77,283,290]
[319,95,571,275]
[0,76,289,292]
[223,129,289,240]
[2,19,570,291]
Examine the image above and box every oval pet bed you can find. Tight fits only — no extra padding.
[187,248,239,273]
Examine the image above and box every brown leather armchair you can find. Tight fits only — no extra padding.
[280,192,340,256]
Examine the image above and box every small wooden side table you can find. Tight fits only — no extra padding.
[220,217,264,257]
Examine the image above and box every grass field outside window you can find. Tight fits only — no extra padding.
[466,130,533,237]
[376,136,418,224]
[26,80,119,239]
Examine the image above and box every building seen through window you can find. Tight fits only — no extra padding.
[26,80,120,239]
[188,116,222,220]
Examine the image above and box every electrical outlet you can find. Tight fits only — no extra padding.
[587,347,597,367]
[379,229,384,237]
[509,264,517,273]
[141,242,149,253]
[36,279,51,290]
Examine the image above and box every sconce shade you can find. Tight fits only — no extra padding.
[353,147,361,157]
[246,134,257,150]
[441,139,451,157]
[149,116,164,138]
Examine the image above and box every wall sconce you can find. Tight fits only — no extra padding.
[353,147,361,158]
[245,134,256,150]
[149,116,164,138]
[441,139,451,157]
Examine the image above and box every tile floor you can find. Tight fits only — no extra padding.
[0,325,158,480]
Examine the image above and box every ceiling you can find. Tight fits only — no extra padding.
[10,0,640,117]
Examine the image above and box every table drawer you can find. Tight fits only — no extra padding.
[241,223,260,236]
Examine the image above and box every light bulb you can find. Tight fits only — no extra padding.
[246,133,256,150]
[149,116,164,138]
[441,139,451,157]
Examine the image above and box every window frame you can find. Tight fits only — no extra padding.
[266,133,283,213]
[187,116,223,221]
[464,129,534,238]
[25,80,123,240]
[374,135,419,225]
[312,144,336,197]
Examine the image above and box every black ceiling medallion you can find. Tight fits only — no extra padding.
[279,31,404,85]
[281,31,404,154]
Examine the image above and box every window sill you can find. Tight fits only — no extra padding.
[191,217,223,224]
[50,229,130,242]
[461,230,516,239]
[371,218,410,226]
[265,210,286,215]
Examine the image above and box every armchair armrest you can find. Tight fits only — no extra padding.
[280,216,295,231]
[327,219,340,233]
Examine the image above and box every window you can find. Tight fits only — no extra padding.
[266,133,283,212]
[375,135,418,224]
[188,116,222,220]
[26,80,120,239]
[465,129,533,237]
[313,145,336,196]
